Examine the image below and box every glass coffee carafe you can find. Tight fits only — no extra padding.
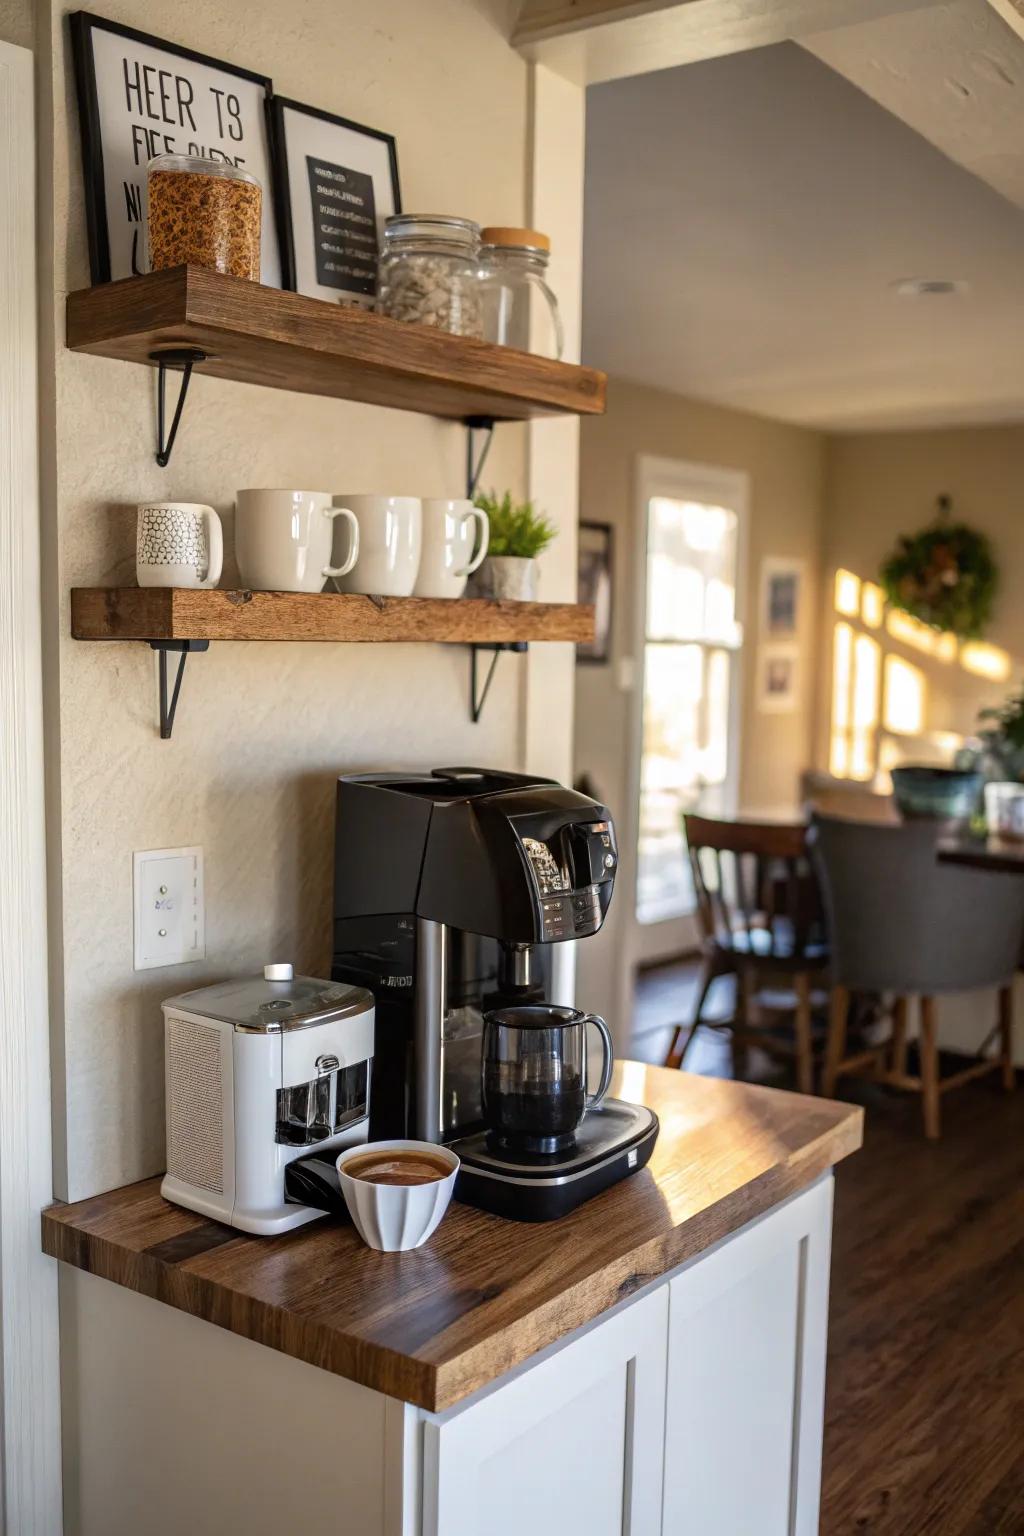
[481,1005,614,1154]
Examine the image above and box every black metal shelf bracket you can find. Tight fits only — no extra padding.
[151,640,210,739]
[151,348,207,467]
[469,640,527,723]
[465,416,496,499]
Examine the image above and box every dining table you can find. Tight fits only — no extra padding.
[936,834,1024,875]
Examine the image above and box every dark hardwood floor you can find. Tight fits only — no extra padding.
[634,961,1024,1535]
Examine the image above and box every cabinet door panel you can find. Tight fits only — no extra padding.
[663,1176,833,1536]
[424,1286,668,1536]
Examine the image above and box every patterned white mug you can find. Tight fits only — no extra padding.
[137,502,224,589]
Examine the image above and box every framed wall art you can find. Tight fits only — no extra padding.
[70,11,281,285]
[268,96,400,307]
[759,557,805,640]
[577,521,614,664]
[757,643,800,714]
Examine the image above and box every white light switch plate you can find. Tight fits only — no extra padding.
[133,846,205,971]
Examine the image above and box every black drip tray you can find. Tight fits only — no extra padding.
[451,1098,660,1222]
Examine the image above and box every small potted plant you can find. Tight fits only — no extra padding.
[472,489,556,601]
[956,681,1024,783]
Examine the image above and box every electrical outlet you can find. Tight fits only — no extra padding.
[133,847,205,971]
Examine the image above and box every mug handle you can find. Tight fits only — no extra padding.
[323,506,360,578]
[583,1013,614,1111]
[454,506,490,578]
[198,507,223,589]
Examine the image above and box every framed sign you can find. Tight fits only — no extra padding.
[577,521,614,664]
[70,11,281,285]
[268,96,400,307]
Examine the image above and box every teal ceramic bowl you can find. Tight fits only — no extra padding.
[891,766,983,826]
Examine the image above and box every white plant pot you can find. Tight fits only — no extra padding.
[477,555,539,601]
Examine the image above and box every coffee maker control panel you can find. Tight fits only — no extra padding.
[519,820,617,941]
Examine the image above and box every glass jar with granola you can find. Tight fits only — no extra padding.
[147,155,262,282]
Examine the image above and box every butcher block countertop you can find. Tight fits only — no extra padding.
[42,1065,862,1412]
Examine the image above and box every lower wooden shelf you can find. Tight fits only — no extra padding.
[70,587,595,645]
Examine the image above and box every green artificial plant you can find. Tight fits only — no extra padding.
[474,489,557,559]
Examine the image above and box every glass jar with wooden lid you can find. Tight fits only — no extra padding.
[147,155,262,282]
[478,227,564,359]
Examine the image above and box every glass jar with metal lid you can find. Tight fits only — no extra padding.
[147,154,262,281]
[478,226,564,359]
[375,214,483,337]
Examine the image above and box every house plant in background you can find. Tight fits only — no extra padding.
[472,489,556,600]
[956,681,1024,836]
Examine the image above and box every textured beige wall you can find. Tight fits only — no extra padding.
[45,0,538,1201]
[816,424,1024,767]
[0,0,34,49]
[573,378,824,1022]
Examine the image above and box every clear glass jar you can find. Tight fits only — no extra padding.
[375,214,483,337]
[147,155,262,281]
[478,227,564,359]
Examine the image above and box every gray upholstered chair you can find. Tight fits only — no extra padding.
[808,812,1024,1138]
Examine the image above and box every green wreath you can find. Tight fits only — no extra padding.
[880,496,997,640]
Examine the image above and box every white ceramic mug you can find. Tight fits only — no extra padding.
[137,502,223,589]
[413,498,489,599]
[330,495,422,597]
[235,489,359,593]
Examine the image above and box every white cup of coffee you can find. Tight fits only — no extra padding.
[330,495,422,598]
[235,489,360,593]
[137,502,224,589]
[413,498,489,599]
[336,1139,459,1252]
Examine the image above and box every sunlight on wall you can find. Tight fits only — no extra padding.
[884,608,956,661]
[829,622,852,777]
[960,641,1011,681]
[851,635,880,779]
[830,618,879,780]
[834,569,860,617]
[883,655,925,735]
[829,565,1014,783]
[861,582,884,629]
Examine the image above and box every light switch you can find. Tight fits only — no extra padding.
[133,847,205,971]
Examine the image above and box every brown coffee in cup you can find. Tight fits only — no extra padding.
[342,1149,452,1187]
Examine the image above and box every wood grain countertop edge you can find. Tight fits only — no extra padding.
[430,1107,863,1408]
[41,1090,863,1414]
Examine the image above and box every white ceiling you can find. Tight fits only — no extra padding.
[582,31,1024,431]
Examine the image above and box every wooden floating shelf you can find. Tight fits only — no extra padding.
[70,588,595,645]
[66,266,607,422]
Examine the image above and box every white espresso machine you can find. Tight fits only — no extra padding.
[161,963,375,1234]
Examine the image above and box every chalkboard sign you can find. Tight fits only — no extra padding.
[269,97,400,308]
[70,11,281,286]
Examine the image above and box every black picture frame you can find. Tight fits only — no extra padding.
[577,521,614,665]
[267,95,401,307]
[69,11,277,285]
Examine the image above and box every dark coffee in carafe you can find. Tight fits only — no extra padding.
[481,1004,614,1155]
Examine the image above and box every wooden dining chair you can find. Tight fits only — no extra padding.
[664,815,829,1092]
[809,813,1024,1138]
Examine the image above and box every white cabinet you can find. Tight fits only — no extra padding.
[662,1177,834,1536]
[59,1178,836,1536]
[421,1287,669,1536]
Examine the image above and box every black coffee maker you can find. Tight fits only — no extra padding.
[327,767,658,1221]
